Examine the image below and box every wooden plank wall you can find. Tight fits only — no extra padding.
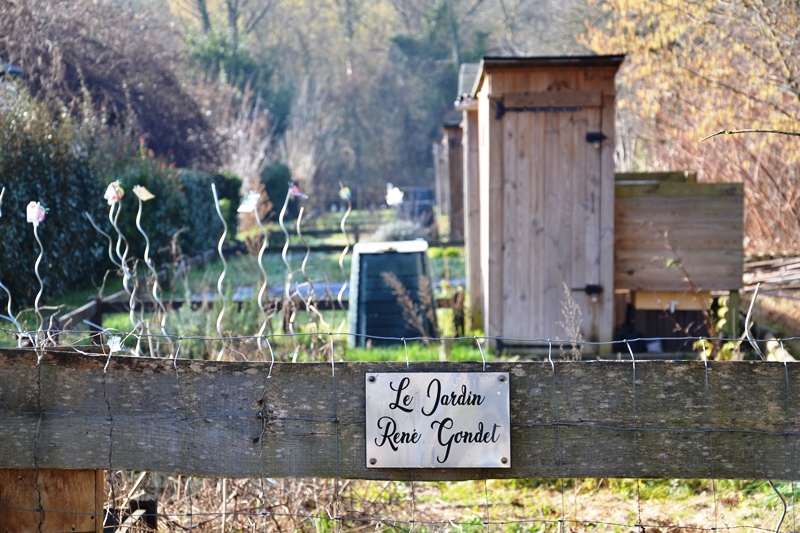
[615,172,744,291]
[478,80,504,339]
[432,139,448,216]
[0,469,103,532]
[2,349,800,481]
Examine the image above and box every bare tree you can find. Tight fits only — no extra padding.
[211,85,276,193]
[280,77,338,198]
[0,0,219,167]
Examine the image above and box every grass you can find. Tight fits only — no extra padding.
[98,305,484,361]
[8,243,467,351]
[163,246,463,300]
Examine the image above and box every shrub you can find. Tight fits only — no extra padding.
[0,81,108,306]
[371,220,432,242]
[0,82,241,308]
[260,162,295,220]
[177,169,241,252]
[111,163,241,265]
[112,154,189,263]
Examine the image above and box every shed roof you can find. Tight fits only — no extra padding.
[470,54,626,97]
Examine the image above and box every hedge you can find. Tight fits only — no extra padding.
[0,82,239,309]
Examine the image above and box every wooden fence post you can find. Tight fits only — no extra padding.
[0,468,104,533]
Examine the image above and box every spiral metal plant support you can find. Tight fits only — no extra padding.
[84,212,120,268]
[0,188,24,344]
[279,187,293,295]
[128,260,144,356]
[238,190,273,363]
[0,280,23,341]
[108,198,132,296]
[133,186,173,353]
[24,201,49,344]
[32,223,44,344]
[211,183,228,361]
[298,206,312,297]
[254,203,272,362]
[337,190,352,333]
[297,207,329,329]
[278,187,297,340]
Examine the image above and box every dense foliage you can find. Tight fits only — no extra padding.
[112,159,240,263]
[0,0,220,168]
[0,82,108,304]
[0,83,239,307]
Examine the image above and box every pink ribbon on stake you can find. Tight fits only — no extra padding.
[104,181,124,205]
[26,201,46,227]
[289,184,308,199]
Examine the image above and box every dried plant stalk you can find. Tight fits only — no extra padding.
[381,272,437,344]
[557,282,584,360]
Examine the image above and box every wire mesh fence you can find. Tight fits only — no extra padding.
[0,179,791,531]
[1,328,799,533]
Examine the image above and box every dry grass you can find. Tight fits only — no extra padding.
[743,290,800,356]
[106,472,792,532]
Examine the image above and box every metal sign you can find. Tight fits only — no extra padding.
[365,372,511,468]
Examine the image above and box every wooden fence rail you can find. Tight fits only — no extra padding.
[1,349,798,481]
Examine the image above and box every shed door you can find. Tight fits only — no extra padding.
[501,105,605,344]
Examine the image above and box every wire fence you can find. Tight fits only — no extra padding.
[1,328,799,533]
[0,182,794,531]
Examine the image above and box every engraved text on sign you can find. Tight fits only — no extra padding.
[365,372,511,468]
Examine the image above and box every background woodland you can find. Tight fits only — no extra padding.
[0,0,798,255]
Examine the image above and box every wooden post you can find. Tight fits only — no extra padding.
[0,468,103,533]
[443,122,464,241]
[459,102,482,331]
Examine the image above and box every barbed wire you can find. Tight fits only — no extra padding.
[5,325,794,349]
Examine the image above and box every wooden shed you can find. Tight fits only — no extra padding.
[455,63,482,329]
[432,118,464,240]
[469,55,624,350]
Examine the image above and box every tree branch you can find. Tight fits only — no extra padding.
[701,129,800,142]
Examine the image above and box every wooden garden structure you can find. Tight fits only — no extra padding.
[0,54,749,530]
[455,56,744,350]
[459,55,623,350]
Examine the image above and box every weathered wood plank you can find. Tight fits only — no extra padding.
[503,90,603,108]
[615,182,744,197]
[478,86,492,335]
[446,125,464,240]
[615,263,743,292]
[1,350,799,481]
[462,108,483,330]
[598,92,616,349]
[502,109,520,337]
[485,90,504,340]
